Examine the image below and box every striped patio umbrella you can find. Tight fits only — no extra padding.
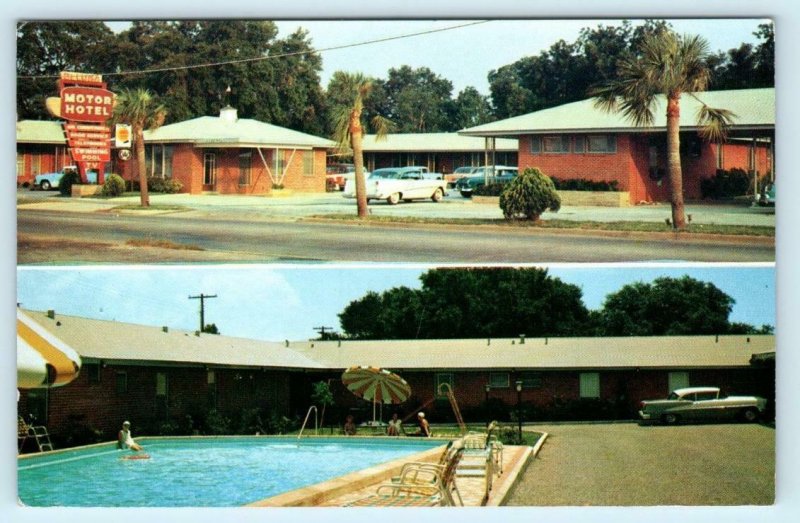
[17,310,82,389]
[341,366,411,423]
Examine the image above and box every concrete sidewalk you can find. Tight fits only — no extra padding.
[17,190,775,228]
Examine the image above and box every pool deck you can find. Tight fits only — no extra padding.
[248,435,545,507]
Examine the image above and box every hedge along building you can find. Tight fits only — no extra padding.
[360,133,518,174]
[17,309,774,443]
[459,88,774,204]
[137,106,336,194]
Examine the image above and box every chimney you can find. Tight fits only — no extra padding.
[47,310,55,319]
[162,326,169,333]
[219,105,238,122]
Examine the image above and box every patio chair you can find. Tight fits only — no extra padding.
[456,422,503,504]
[18,416,53,453]
[345,441,465,507]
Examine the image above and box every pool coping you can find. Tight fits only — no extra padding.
[247,440,446,507]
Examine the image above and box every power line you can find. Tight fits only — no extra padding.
[18,20,490,80]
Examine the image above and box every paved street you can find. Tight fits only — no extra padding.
[507,422,774,506]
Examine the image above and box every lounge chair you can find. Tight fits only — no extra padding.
[18,416,53,453]
[456,421,503,505]
[346,440,465,507]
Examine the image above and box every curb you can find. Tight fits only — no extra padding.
[488,432,548,507]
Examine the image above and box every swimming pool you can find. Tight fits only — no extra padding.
[18,437,441,507]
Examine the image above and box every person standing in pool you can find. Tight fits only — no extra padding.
[118,421,144,451]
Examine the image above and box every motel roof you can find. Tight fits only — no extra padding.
[16,120,66,144]
[24,310,773,372]
[361,133,518,153]
[144,107,336,149]
[459,88,775,137]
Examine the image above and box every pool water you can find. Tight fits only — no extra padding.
[18,437,441,507]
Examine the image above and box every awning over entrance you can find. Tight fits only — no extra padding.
[17,310,82,389]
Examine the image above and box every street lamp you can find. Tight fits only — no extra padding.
[515,380,523,443]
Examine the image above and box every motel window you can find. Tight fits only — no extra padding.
[302,150,314,177]
[16,154,23,179]
[274,150,285,177]
[489,372,510,389]
[587,135,617,153]
[115,372,128,394]
[668,371,690,393]
[435,373,454,397]
[574,136,586,153]
[238,151,252,185]
[519,372,543,389]
[146,144,174,178]
[30,153,42,176]
[156,372,169,419]
[716,144,725,170]
[207,370,217,408]
[204,153,216,185]
[530,135,569,153]
[86,363,101,385]
[579,372,600,399]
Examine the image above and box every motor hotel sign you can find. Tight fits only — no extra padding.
[60,87,114,123]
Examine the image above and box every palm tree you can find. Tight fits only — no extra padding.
[591,30,735,229]
[112,89,167,207]
[330,72,392,218]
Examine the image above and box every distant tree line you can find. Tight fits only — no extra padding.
[335,268,773,340]
[17,20,773,137]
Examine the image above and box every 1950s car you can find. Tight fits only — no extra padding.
[638,386,767,425]
[343,166,447,205]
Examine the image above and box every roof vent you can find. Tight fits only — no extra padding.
[47,310,56,319]
[219,105,238,122]
[162,326,169,333]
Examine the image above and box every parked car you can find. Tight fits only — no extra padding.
[326,163,356,191]
[32,166,97,190]
[454,166,518,197]
[444,166,479,188]
[343,166,447,205]
[638,386,767,425]
[756,182,775,207]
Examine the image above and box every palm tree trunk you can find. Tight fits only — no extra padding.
[134,127,150,207]
[666,95,686,229]
[350,110,368,218]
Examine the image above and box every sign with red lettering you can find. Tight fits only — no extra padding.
[60,87,115,123]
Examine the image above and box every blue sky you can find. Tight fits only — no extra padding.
[16,264,775,341]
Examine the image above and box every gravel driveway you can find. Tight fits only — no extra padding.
[506,422,774,506]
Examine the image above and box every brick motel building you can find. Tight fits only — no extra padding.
[16,106,335,195]
[460,88,775,204]
[17,310,775,447]
[360,133,518,174]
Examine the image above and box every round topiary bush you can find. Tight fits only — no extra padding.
[101,174,126,197]
[58,169,82,196]
[499,167,561,220]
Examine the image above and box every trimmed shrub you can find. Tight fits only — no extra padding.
[58,170,82,196]
[700,168,752,199]
[499,167,561,221]
[148,177,183,194]
[101,174,126,197]
[551,177,619,192]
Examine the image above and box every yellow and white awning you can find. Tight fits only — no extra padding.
[17,310,82,389]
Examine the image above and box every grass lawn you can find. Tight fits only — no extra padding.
[310,214,774,237]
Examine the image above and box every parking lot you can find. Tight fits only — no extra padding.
[507,422,774,506]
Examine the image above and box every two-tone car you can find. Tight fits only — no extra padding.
[343,166,447,205]
[454,166,518,197]
[32,166,87,191]
[638,386,767,425]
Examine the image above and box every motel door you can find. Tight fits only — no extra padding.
[203,152,217,191]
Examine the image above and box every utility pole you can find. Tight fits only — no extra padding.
[314,326,334,339]
[189,293,218,331]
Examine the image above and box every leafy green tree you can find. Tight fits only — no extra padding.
[330,72,393,218]
[377,66,454,132]
[338,291,383,339]
[449,87,495,129]
[202,323,220,335]
[597,276,737,335]
[111,88,167,207]
[499,167,561,221]
[16,21,115,120]
[311,381,335,428]
[591,30,735,229]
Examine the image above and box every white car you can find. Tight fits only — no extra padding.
[343,166,447,205]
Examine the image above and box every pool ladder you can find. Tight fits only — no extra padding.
[298,405,318,438]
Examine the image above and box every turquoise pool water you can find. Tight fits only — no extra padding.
[18,437,441,507]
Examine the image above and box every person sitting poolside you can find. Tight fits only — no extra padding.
[387,413,402,436]
[410,412,431,437]
[118,421,144,451]
[343,414,357,436]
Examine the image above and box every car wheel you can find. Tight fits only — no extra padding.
[460,191,472,198]
[742,408,759,423]
[662,413,679,425]
[387,193,401,205]
[40,180,51,191]
[431,188,443,202]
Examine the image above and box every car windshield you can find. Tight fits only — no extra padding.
[454,167,475,174]
[369,169,401,179]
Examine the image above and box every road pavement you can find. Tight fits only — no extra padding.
[507,422,774,506]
